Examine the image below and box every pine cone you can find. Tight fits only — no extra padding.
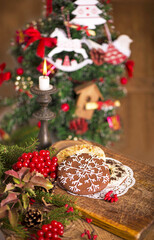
[22,209,43,228]
[90,48,105,66]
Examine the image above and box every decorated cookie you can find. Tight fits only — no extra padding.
[105,158,129,188]
[58,153,110,195]
[57,144,105,164]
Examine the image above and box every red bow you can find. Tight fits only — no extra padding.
[76,25,91,36]
[46,0,53,17]
[24,27,57,58]
[125,60,135,78]
[0,63,11,86]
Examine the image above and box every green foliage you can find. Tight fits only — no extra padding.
[1,219,29,239]
[0,138,38,179]
[0,0,128,146]
[45,206,80,226]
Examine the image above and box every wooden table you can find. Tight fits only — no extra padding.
[53,140,154,240]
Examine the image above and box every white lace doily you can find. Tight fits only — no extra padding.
[67,157,135,199]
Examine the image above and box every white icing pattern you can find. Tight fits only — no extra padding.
[58,153,109,194]
[66,157,135,199]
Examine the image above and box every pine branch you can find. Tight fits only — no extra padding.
[51,193,77,207]
[45,206,80,226]
[1,218,29,239]
[0,138,39,180]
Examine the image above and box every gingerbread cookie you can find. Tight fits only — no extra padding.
[58,153,110,195]
[57,144,105,164]
[105,158,129,188]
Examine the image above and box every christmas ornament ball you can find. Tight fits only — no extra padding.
[61,103,70,112]
[16,68,24,75]
[120,77,128,85]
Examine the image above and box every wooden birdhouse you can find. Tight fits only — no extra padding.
[74,82,103,120]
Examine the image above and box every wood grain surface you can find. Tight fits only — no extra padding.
[53,140,154,240]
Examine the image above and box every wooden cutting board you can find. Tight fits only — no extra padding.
[53,140,154,240]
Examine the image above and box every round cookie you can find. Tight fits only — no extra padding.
[105,158,129,188]
[58,153,110,195]
[57,144,106,164]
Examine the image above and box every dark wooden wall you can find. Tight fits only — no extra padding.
[0,0,153,166]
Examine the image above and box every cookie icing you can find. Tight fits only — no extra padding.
[58,153,110,195]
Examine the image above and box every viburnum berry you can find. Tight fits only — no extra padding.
[12,150,59,179]
[86,218,92,223]
[52,162,58,167]
[45,155,50,161]
[45,231,52,238]
[36,162,42,169]
[42,224,49,232]
[27,152,33,159]
[49,165,56,172]
[51,227,58,233]
[29,162,35,168]
[41,162,45,168]
[45,150,50,156]
[104,191,118,202]
[22,153,28,160]
[45,160,52,166]
[38,237,45,240]
[51,220,58,228]
[38,156,44,162]
[48,224,52,230]
[16,161,23,169]
[52,156,58,162]
[57,229,64,236]
[50,172,56,178]
[39,150,46,156]
[37,230,44,237]
[32,151,39,157]
[52,233,58,238]
[22,161,29,167]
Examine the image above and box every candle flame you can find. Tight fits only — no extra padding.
[43,58,47,76]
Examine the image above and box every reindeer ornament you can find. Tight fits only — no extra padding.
[47,28,92,72]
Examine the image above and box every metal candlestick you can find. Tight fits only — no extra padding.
[31,85,57,150]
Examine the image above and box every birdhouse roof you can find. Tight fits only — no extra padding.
[74,82,103,100]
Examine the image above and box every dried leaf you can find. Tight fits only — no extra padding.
[22,171,32,182]
[13,178,20,185]
[5,170,19,179]
[0,205,9,218]
[4,183,15,192]
[30,175,53,191]
[1,192,18,207]
[22,193,29,210]
[25,188,36,196]
[14,183,23,188]
[17,167,30,180]
[8,209,18,228]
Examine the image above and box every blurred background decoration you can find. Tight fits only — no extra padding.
[0,0,153,166]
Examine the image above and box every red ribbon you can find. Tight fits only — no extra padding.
[24,27,57,58]
[0,63,11,86]
[76,25,90,36]
[125,60,134,78]
[46,0,53,17]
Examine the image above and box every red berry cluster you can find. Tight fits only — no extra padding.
[104,191,118,202]
[81,230,97,240]
[12,150,58,179]
[37,220,64,240]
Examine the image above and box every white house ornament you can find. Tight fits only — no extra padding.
[47,28,92,72]
[70,0,106,29]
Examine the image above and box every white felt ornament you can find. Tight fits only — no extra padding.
[47,28,92,72]
[70,0,106,29]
